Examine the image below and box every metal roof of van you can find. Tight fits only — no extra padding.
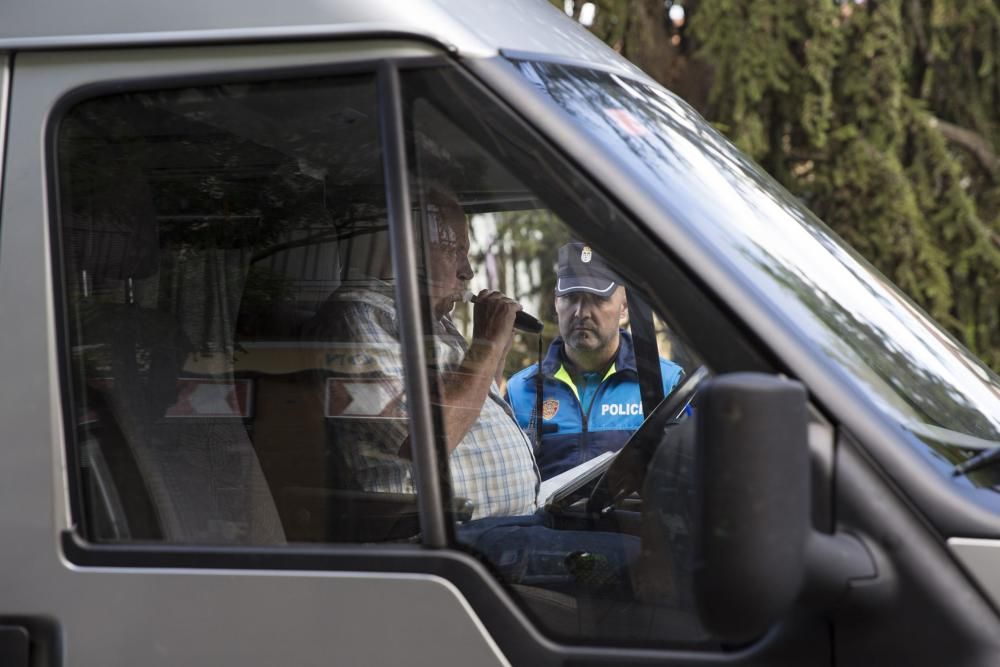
[0,0,645,79]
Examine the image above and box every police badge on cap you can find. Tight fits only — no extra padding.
[555,243,621,296]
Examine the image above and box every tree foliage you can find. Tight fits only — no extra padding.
[559,0,1000,372]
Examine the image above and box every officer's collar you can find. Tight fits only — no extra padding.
[538,329,637,377]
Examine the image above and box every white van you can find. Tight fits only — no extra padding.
[2,1,1000,665]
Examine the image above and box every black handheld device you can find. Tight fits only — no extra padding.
[463,291,544,333]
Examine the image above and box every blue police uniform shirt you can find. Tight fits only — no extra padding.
[505,330,684,480]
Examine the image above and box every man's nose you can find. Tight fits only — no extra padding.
[457,256,474,281]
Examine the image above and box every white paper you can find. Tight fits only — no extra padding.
[537,450,616,507]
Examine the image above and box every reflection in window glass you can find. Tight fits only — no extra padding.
[59,74,432,545]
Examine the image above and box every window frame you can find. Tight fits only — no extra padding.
[48,45,453,553]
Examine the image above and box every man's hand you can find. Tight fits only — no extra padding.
[470,289,521,347]
[436,289,524,454]
[470,289,521,384]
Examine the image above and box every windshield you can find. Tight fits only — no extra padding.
[512,59,1000,489]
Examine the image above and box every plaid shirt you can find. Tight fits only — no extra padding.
[309,282,539,519]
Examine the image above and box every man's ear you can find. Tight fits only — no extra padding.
[619,290,628,324]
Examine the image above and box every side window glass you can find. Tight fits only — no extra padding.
[58,73,424,545]
[401,67,712,646]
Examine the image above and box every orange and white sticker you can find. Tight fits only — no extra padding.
[166,378,253,418]
[325,377,406,419]
[79,377,252,422]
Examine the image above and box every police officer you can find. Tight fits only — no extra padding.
[505,243,683,480]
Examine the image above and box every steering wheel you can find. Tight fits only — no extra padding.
[585,365,709,515]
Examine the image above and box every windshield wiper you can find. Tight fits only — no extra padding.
[953,446,1000,477]
[903,422,1000,478]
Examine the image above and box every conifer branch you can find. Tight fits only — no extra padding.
[907,0,928,61]
[928,117,1000,173]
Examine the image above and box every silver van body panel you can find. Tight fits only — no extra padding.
[0,40,507,666]
[949,539,1000,612]
[0,0,643,79]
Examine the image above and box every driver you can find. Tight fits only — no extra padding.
[506,243,683,479]
[302,185,538,519]
[304,187,638,596]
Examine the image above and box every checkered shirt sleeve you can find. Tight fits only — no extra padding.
[316,287,415,495]
[314,285,539,518]
[438,319,539,518]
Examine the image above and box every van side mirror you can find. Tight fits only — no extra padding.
[693,373,877,643]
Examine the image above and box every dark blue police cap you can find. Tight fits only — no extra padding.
[555,243,621,297]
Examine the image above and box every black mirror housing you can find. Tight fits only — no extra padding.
[693,373,810,642]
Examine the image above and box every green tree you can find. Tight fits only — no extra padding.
[558,0,1000,372]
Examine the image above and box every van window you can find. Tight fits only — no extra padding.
[401,66,711,646]
[56,73,430,545]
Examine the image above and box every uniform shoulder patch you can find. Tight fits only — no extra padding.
[542,398,559,420]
